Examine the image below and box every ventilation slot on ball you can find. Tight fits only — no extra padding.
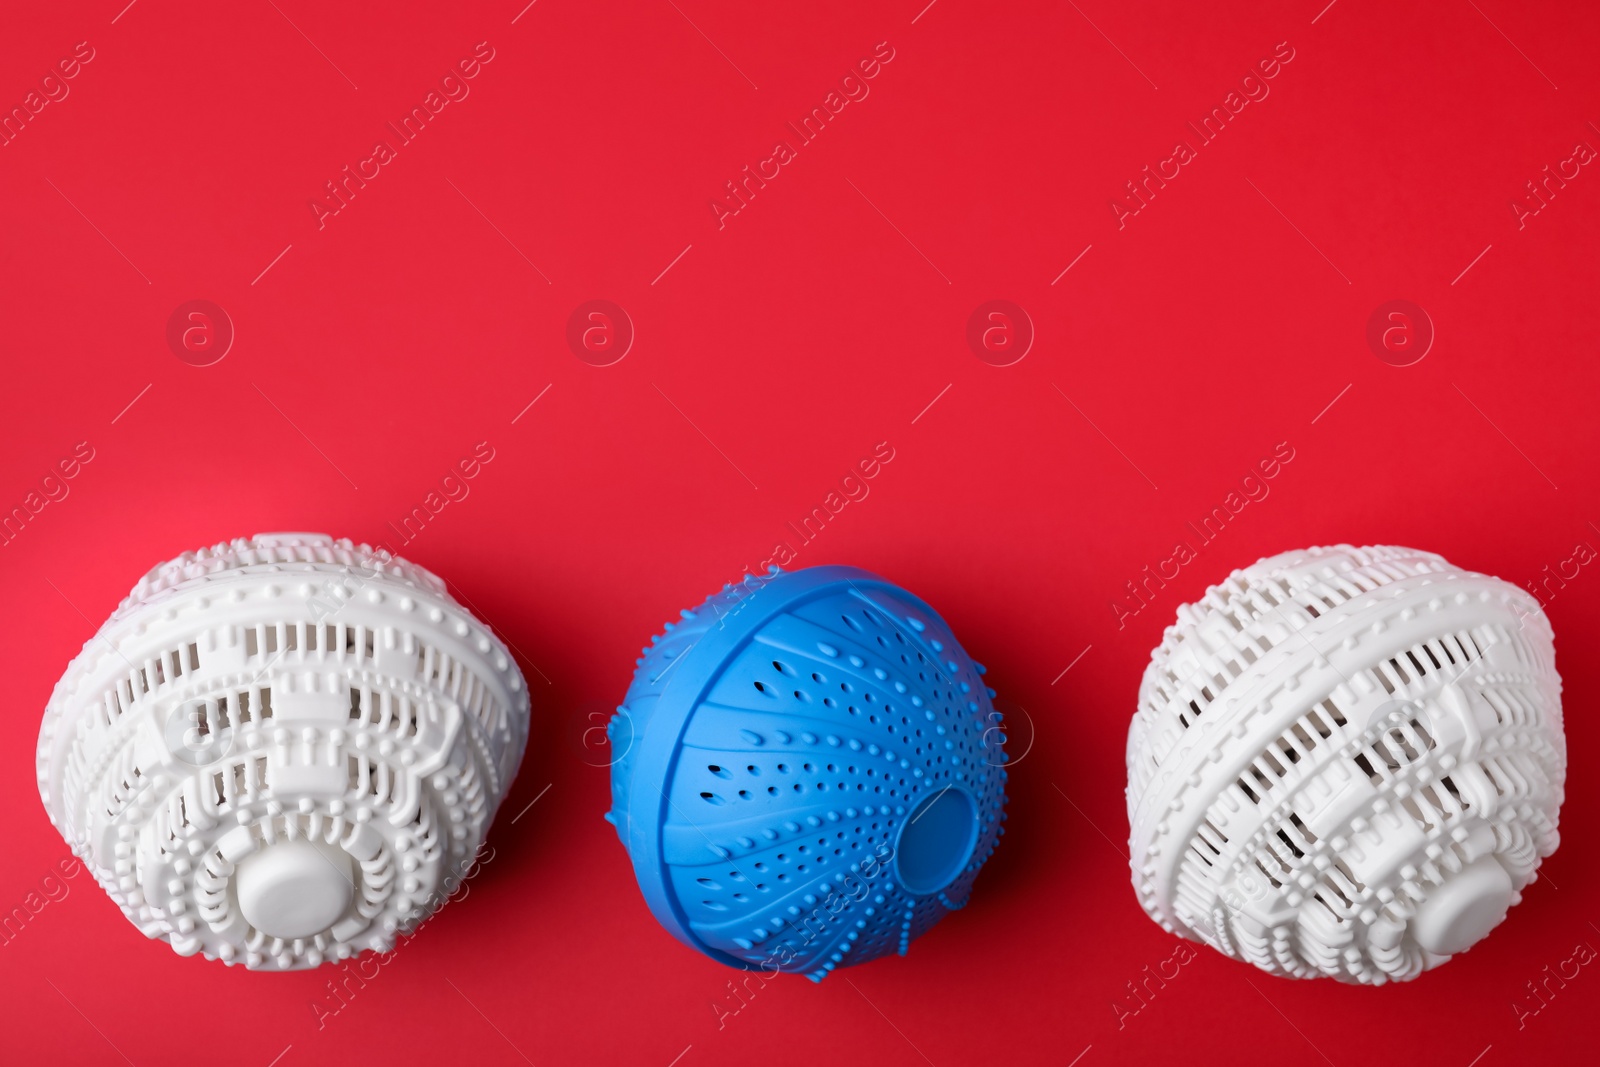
[1312,860,1366,924]
[1193,818,1229,868]
[1482,682,1544,728]
[210,757,269,809]
[1402,777,1470,833]
[417,643,499,735]
[196,696,231,738]
[347,688,419,737]
[148,643,201,686]
[104,748,144,818]
[106,646,201,724]
[1353,717,1436,785]
[348,756,400,807]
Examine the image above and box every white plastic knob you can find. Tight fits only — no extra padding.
[235,839,355,941]
[35,534,530,970]
[1126,545,1565,984]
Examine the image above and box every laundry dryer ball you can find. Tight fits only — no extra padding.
[607,566,1008,979]
[35,534,530,970]
[1126,545,1565,984]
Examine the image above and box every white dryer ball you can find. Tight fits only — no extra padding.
[35,534,530,970]
[1126,545,1564,984]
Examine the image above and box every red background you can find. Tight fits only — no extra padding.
[3,1,1598,1064]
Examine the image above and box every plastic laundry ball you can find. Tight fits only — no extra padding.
[35,533,530,970]
[1126,545,1565,983]
[607,565,1008,979]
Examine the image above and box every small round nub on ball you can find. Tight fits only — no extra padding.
[1410,856,1515,957]
[235,841,354,941]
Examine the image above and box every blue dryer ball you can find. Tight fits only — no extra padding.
[607,565,1008,980]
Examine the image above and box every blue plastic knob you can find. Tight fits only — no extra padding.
[607,566,1008,980]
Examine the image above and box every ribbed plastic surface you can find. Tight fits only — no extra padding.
[1126,545,1565,984]
[35,533,530,970]
[608,566,1008,980]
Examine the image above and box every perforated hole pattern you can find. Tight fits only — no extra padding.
[609,567,1008,980]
